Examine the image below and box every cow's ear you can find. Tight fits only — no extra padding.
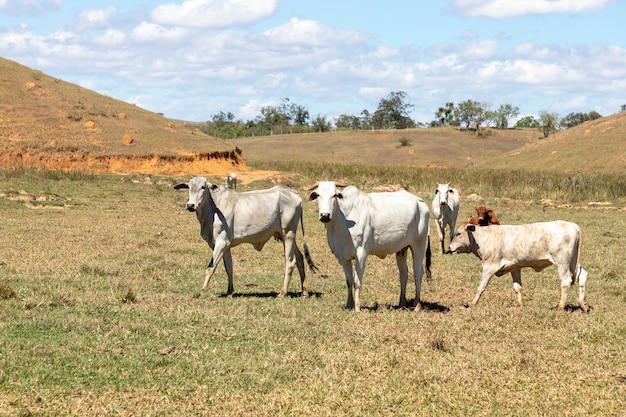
[466,224,476,232]
[308,192,319,201]
[174,183,189,190]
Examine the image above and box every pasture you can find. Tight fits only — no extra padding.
[1,168,625,416]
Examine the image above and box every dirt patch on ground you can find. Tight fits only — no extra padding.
[0,148,277,184]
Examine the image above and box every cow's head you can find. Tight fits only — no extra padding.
[435,183,454,206]
[174,176,218,212]
[449,223,476,254]
[308,181,344,223]
[475,206,488,224]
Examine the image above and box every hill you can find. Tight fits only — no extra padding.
[0,57,242,176]
[2,57,625,177]
[232,127,534,169]
[233,114,626,175]
[480,110,626,175]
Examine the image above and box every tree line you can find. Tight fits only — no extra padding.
[197,91,604,139]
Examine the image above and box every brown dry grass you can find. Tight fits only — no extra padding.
[0,171,625,416]
[0,57,243,177]
[233,127,534,169]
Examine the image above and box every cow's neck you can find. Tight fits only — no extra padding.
[468,231,482,260]
[196,194,216,244]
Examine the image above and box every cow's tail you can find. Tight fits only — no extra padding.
[425,234,432,282]
[300,210,319,273]
[573,225,585,284]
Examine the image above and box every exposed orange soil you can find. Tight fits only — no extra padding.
[0,149,277,184]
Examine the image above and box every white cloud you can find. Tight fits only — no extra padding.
[151,0,278,28]
[76,6,117,32]
[131,22,189,43]
[460,39,499,60]
[238,99,272,120]
[263,18,369,46]
[454,0,615,18]
[92,29,126,46]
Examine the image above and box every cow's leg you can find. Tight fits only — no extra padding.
[579,267,588,309]
[279,234,298,298]
[447,221,455,254]
[223,249,234,297]
[435,219,445,254]
[294,246,308,297]
[577,267,589,313]
[511,270,523,307]
[439,224,446,254]
[556,264,574,311]
[411,245,425,311]
[341,262,355,310]
[470,266,497,307]
[203,236,227,292]
[353,249,368,312]
[395,248,409,308]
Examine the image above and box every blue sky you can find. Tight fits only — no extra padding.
[1,0,625,124]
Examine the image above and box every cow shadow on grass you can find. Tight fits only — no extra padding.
[220,290,324,299]
[359,300,450,313]
[552,303,592,313]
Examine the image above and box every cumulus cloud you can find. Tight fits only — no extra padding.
[263,18,369,46]
[150,0,278,28]
[131,21,189,43]
[76,6,117,32]
[460,39,499,60]
[454,0,615,18]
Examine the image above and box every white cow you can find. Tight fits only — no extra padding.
[431,183,460,254]
[225,173,237,189]
[175,177,317,297]
[308,181,431,312]
[449,221,589,312]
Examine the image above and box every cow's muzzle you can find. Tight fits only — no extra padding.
[319,213,331,223]
[186,203,196,212]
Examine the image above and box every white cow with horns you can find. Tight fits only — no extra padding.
[175,177,317,297]
[308,181,431,312]
[449,221,589,312]
[431,183,460,254]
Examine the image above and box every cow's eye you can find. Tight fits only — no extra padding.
[201,185,207,190]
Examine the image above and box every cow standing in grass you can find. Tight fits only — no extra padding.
[449,221,589,312]
[432,183,460,254]
[175,177,317,297]
[308,181,431,312]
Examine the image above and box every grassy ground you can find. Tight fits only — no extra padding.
[1,169,625,416]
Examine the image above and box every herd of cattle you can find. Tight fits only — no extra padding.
[174,175,590,313]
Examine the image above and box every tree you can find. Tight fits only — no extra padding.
[311,114,331,132]
[454,99,489,135]
[360,109,372,130]
[515,115,539,128]
[211,111,235,128]
[371,91,415,129]
[492,103,520,129]
[538,111,559,138]
[560,111,602,129]
[435,102,455,127]
[335,114,361,130]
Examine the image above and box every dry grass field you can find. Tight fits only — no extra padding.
[1,57,626,416]
[0,169,625,416]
